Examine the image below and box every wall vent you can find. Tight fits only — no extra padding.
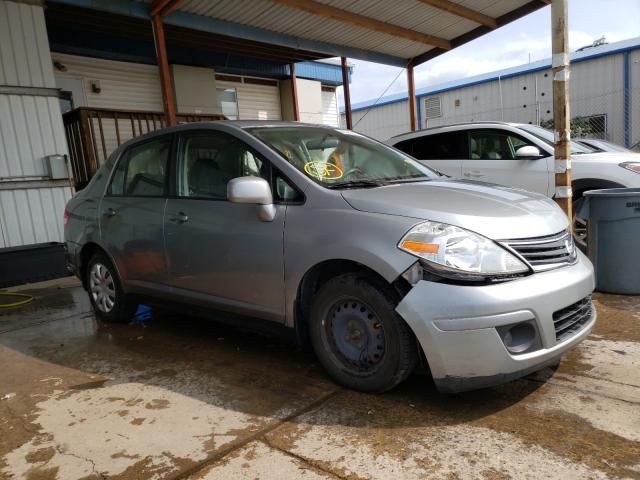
[423,96,442,119]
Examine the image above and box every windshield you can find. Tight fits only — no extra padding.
[518,124,593,155]
[248,127,437,188]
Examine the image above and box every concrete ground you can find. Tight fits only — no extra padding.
[0,278,638,480]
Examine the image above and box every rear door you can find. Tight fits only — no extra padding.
[393,131,467,178]
[462,129,551,195]
[99,135,172,292]
[163,130,287,322]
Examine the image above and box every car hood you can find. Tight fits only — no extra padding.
[341,179,568,240]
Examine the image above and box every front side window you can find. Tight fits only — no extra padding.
[109,138,170,196]
[469,131,537,160]
[177,132,267,199]
[249,127,437,188]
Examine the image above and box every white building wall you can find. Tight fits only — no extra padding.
[0,0,72,248]
[351,51,636,148]
[52,53,163,111]
[217,79,282,121]
[348,101,410,140]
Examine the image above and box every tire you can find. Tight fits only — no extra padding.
[86,253,136,323]
[572,195,588,253]
[308,273,417,393]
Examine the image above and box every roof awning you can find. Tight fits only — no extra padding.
[49,0,550,67]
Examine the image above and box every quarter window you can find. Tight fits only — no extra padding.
[109,138,170,196]
[177,132,267,199]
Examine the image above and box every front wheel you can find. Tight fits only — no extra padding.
[86,253,136,323]
[309,274,417,393]
[572,195,588,253]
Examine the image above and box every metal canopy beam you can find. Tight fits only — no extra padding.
[411,0,549,66]
[416,0,497,28]
[270,0,451,50]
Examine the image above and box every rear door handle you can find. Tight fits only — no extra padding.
[170,212,189,224]
[104,208,118,217]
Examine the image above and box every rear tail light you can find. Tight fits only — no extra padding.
[64,207,69,228]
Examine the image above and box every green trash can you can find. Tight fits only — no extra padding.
[579,188,640,294]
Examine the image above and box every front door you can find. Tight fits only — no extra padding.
[164,130,287,322]
[462,129,551,195]
[99,135,172,293]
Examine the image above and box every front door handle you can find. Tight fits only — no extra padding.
[170,212,189,224]
[464,171,485,178]
[104,208,118,217]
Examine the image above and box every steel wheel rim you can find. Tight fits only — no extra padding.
[89,263,116,313]
[322,298,385,373]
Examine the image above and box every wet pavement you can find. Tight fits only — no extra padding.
[0,278,638,479]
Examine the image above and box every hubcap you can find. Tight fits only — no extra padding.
[325,299,385,371]
[89,263,116,313]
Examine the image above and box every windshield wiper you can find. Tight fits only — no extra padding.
[326,180,386,189]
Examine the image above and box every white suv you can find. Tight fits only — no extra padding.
[388,122,640,248]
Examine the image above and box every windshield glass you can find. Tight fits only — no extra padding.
[519,124,592,154]
[248,127,437,188]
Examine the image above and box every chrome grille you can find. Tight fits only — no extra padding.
[553,295,593,342]
[501,230,577,272]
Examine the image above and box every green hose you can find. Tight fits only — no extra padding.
[0,292,34,308]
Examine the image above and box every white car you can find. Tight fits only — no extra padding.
[388,122,640,249]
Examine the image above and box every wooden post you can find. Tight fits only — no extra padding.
[407,60,418,131]
[151,14,177,127]
[551,0,572,223]
[341,57,352,130]
[289,63,300,121]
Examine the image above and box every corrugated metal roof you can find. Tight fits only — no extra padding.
[345,35,640,112]
[131,0,543,64]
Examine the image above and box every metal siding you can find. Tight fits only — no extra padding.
[321,88,339,127]
[0,186,72,248]
[52,53,164,111]
[217,80,282,121]
[350,100,410,140]
[356,50,634,148]
[0,1,55,88]
[0,1,73,248]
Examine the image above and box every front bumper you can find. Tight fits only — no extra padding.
[396,250,596,393]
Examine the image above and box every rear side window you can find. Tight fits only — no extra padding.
[394,132,467,160]
[109,138,171,196]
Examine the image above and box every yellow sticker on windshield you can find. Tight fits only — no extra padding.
[304,161,343,180]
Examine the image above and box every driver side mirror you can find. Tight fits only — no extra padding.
[516,145,543,159]
[228,176,276,222]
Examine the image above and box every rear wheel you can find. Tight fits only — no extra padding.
[86,253,136,323]
[309,273,417,392]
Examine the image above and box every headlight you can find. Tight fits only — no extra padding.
[398,221,529,280]
[619,162,640,174]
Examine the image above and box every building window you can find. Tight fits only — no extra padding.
[217,87,239,120]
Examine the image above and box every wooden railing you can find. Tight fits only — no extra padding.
[63,107,226,188]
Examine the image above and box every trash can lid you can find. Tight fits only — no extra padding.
[584,187,640,197]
